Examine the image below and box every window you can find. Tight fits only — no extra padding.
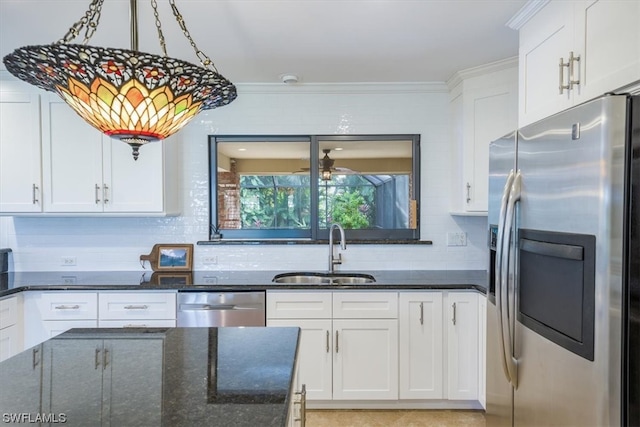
[209,135,420,241]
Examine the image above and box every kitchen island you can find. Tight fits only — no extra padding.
[0,327,301,427]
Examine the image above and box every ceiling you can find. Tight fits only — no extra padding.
[0,0,526,84]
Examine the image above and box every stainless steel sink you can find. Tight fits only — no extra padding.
[272,272,376,284]
[271,274,332,284]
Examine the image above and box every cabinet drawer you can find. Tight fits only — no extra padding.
[267,291,332,319]
[33,292,98,320]
[333,292,398,319]
[42,320,98,340]
[98,319,176,328]
[0,297,18,329]
[98,292,176,320]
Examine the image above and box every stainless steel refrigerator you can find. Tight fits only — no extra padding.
[486,94,639,427]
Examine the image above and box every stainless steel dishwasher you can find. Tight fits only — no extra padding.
[177,292,266,327]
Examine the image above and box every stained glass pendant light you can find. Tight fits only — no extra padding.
[2,0,237,160]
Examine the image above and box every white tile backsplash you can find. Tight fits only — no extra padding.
[0,83,489,272]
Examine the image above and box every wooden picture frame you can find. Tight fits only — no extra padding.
[140,243,193,271]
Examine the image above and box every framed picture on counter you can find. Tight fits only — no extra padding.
[140,243,193,271]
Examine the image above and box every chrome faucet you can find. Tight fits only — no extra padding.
[328,223,346,273]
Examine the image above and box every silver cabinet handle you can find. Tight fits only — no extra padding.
[95,184,101,204]
[124,324,148,328]
[419,302,424,325]
[124,304,148,310]
[452,302,457,325]
[559,56,570,94]
[326,330,330,353]
[103,348,109,369]
[95,348,101,370]
[32,347,40,370]
[568,51,580,90]
[103,184,109,204]
[54,304,80,310]
[466,182,471,204]
[32,184,39,204]
[335,330,339,353]
[294,384,306,427]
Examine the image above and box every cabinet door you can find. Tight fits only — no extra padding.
[104,339,163,427]
[41,95,104,212]
[398,292,443,399]
[446,292,479,401]
[268,318,333,401]
[332,318,398,400]
[102,138,165,213]
[0,92,42,213]
[0,345,43,415]
[462,83,517,212]
[0,325,20,362]
[519,1,575,126]
[574,0,640,102]
[42,339,104,425]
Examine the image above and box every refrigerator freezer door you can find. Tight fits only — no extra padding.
[514,95,628,427]
[486,131,517,426]
[486,300,513,427]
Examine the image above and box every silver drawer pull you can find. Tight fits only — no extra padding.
[123,324,148,328]
[54,304,80,310]
[124,304,149,310]
[419,302,424,325]
[180,303,235,311]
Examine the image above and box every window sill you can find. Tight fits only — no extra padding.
[197,239,433,245]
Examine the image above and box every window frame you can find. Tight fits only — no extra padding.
[208,134,420,241]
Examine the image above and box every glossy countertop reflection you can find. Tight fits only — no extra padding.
[0,327,300,427]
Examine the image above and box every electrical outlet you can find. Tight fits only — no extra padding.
[61,256,77,266]
[202,256,218,265]
[447,232,467,247]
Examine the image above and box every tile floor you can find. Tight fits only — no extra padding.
[305,409,486,427]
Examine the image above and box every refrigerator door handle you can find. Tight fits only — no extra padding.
[496,169,515,384]
[501,170,522,389]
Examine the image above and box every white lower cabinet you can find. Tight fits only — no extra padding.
[0,295,23,362]
[23,291,177,348]
[267,289,484,408]
[23,291,99,349]
[98,291,176,328]
[332,318,398,400]
[398,292,444,399]
[267,290,399,402]
[446,291,479,401]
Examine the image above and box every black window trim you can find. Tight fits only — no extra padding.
[208,134,420,241]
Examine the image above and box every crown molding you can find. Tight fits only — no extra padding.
[446,56,518,90]
[506,0,550,30]
[235,82,449,95]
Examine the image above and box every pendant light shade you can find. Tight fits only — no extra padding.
[2,0,237,160]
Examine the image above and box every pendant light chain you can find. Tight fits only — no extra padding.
[58,0,104,44]
[150,0,168,57]
[169,0,219,73]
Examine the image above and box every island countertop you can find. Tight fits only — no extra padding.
[0,327,301,427]
[0,270,487,298]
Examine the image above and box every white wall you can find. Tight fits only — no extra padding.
[0,82,489,272]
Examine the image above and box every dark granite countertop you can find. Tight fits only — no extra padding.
[0,327,300,427]
[0,270,487,298]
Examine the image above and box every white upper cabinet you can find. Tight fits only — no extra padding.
[516,0,640,126]
[449,61,518,215]
[40,94,179,215]
[0,92,43,213]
